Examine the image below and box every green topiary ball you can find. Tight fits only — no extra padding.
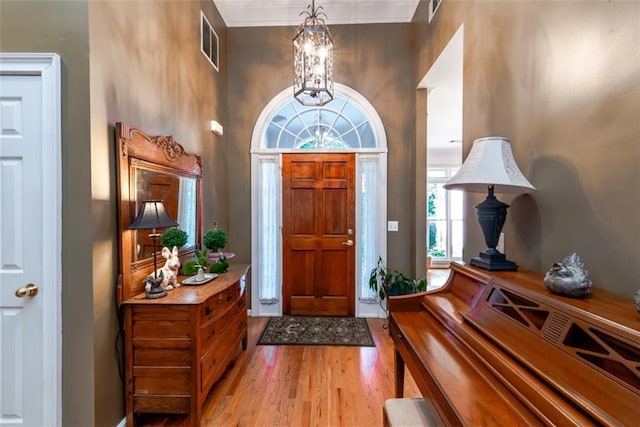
[203,227,228,252]
[161,228,188,249]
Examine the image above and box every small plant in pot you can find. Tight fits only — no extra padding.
[203,227,228,256]
[161,228,188,249]
[369,256,427,317]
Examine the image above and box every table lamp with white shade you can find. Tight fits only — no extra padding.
[443,137,536,271]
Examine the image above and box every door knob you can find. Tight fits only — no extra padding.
[16,283,39,298]
[342,240,354,246]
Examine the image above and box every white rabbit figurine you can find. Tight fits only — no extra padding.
[156,246,181,290]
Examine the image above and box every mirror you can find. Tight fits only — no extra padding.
[133,166,197,260]
[116,122,203,304]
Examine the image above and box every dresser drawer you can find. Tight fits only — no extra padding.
[200,297,246,350]
[134,347,191,366]
[131,305,190,321]
[133,366,191,395]
[131,306,191,338]
[200,309,247,391]
[133,395,190,415]
[200,283,238,325]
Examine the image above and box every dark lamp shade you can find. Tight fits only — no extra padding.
[129,200,178,230]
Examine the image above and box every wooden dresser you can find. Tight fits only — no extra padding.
[123,264,250,426]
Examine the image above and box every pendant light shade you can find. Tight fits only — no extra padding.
[293,0,334,106]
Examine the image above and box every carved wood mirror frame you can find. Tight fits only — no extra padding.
[116,122,203,304]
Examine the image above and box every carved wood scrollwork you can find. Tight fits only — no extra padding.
[155,135,188,162]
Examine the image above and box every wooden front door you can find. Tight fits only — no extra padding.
[283,153,355,316]
[137,174,180,257]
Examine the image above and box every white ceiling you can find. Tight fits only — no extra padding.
[214,0,421,27]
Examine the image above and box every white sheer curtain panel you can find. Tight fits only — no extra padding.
[178,178,196,248]
[359,159,378,301]
[258,157,279,303]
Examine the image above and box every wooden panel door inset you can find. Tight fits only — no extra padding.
[137,174,180,257]
[283,153,355,316]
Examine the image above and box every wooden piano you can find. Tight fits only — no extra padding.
[389,262,640,426]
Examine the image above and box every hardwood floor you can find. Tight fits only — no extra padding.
[137,316,421,426]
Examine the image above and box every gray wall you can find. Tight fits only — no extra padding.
[413,1,640,297]
[227,24,415,274]
[0,1,96,425]
[1,0,228,425]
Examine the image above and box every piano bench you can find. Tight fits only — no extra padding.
[383,398,443,427]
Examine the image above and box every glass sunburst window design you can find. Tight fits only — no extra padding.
[264,96,374,150]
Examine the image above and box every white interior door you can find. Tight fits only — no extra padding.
[0,53,61,426]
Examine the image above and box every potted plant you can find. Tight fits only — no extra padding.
[429,248,446,258]
[369,256,427,316]
[161,228,188,249]
[203,227,228,255]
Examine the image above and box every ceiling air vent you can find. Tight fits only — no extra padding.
[428,0,444,23]
[201,11,219,71]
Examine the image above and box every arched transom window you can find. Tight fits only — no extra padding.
[262,95,377,150]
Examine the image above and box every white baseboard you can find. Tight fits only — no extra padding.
[115,417,126,427]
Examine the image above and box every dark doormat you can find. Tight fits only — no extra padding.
[257,316,376,347]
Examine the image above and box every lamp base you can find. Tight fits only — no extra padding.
[144,274,167,299]
[470,250,518,271]
[145,287,167,299]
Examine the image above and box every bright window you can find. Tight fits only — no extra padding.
[427,167,463,263]
[264,96,375,149]
[257,156,279,304]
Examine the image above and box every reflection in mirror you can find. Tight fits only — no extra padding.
[134,168,198,260]
[116,122,203,304]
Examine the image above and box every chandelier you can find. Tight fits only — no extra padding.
[293,0,334,106]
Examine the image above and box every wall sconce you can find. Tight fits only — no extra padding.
[209,120,224,136]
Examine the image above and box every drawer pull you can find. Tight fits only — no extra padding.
[218,294,223,301]
[206,329,216,341]
[227,294,233,302]
[204,307,213,316]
